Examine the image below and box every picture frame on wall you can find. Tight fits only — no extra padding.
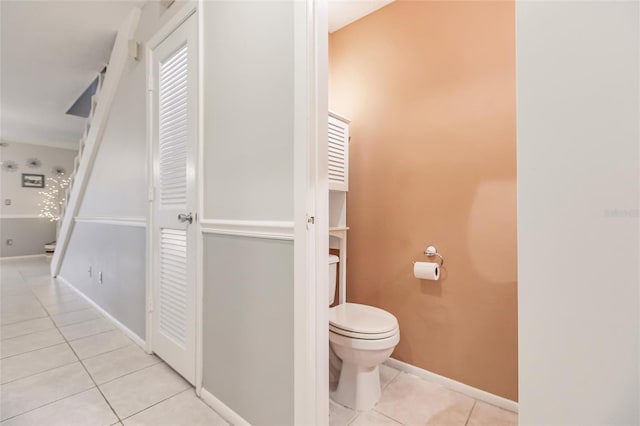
[22,173,45,188]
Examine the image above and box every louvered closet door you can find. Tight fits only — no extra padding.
[151,13,197,385]
[328,115,349,191]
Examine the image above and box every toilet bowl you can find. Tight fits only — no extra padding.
[328,256,400,410]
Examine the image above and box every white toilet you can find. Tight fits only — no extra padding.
[328,255,400,411]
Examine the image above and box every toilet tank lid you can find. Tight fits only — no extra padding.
[329,255,339,264]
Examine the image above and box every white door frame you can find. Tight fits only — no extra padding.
[146,0,328,420]
[145,0,203,394]
[293,0,329,424]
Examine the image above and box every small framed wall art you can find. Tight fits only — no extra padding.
[22,173,45,188]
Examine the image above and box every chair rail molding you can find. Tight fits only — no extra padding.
[199,219,295,241]
[50,8,142,277]
[0,214,44,219]
[74,216,146,228]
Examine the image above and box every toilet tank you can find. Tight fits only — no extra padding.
[328,255,339,305]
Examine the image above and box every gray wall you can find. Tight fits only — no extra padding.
[200,1,296,424]
[203,235,294,425]
[59,222,146,339]
[59,3,183,339]
[517,1,639,424]
[0,218,55,257]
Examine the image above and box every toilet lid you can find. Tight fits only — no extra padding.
[329,303,398,335]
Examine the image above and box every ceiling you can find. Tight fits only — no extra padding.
[0,1,141,149]
[0,0,391,150]
[328,0,394,33]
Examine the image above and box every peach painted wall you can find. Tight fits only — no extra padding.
[329,0,517,400]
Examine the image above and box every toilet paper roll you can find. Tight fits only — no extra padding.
[414,261,440,281]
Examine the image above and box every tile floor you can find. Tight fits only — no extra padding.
[0,257,228,426]
[2,257,518,426]
[329,364,518,426]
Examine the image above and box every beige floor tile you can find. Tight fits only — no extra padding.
[375,373,475,426]
[1,328,65,359]
[69,330,134,360]
[30,284,75,299]
[99,363,190,419]
[0,285,31,298]
[51,308,101,327]
[351,411,402,425]
[380,364,400,390]
[1,343,77,384]
[38,292,84,307]
[43,299,91,316]
[0,305,48,326]
[467,402,518,426]
[1,317,55,340]
[329,400,357,426]
[1,294,41,312]
[15,263,50,278]
[0,388,118,426]
[24,276,57,288]
[84,345,160,385]
[122,389,228,426]
[0,362,95,421]
[59,318,115,341]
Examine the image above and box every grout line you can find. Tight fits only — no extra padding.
[1,357,79,386]
[97,360,165,386]
[42,304,95,317]
[373,410,405,425]
[68,327,132,345]
[80,341,144,362]
[465,400,477,426]
[0,385,100,423]
[0,341,68,361]
[119,387,193,422]
[5,265,125,424]
[1,325,57,342]
[0,314,50,327]
[2,259,205,425]
[1,339,67,360]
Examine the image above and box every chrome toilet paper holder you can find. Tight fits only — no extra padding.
[424,245,444,266]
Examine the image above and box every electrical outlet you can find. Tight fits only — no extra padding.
[98,271,103,284]
[4,199,10,206]
[5,239,13,246]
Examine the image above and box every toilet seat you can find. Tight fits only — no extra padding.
[329,303,398,339]
[329,327,400,351]
[329,324,399,340]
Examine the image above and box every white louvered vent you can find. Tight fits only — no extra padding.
[159,44,189,207]
[159,228,187,347]
[328,114,349,191]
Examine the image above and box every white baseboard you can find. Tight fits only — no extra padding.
[200,387,250,426]
[0,254,46,262]
[56,275,146,349]
[385,358,518,413]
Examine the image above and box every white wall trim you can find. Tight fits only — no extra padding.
[146,0,197,49]
[0,254,46,261]
[74,216,146,228]
[199,388,250,426]
[0,214,47,219]
[195,0,205,397]
[57,275,146,349]
[385,358,519,413]
[200,219,295,241]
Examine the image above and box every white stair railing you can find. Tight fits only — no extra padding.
[51,7,141,277]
